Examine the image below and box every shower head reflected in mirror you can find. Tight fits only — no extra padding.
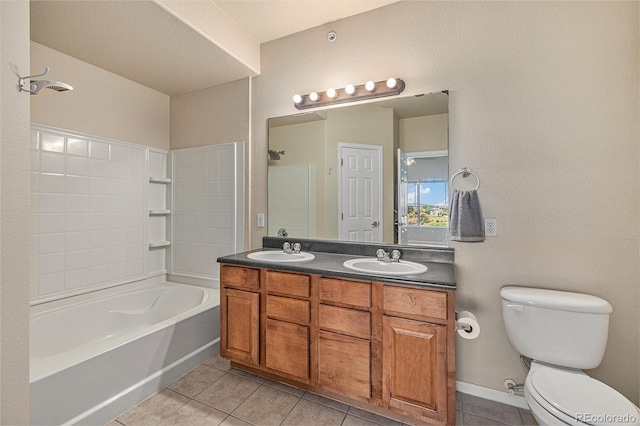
[268,150,285,161]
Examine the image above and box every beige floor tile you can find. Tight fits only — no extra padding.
[169,365,227,398]
[228,367,266,383]
[520,409,538,425]
[219,416,253,426]
[204,355,232,372]
[117,389,189,426]
[262,378,306,397]
[342,414,382,426]
[302,392,350,412]
[281,398,346,426]
[159,400,228,426]
[194,373,261,414]
[461,412,511,425]
[460,394,523,425]
[231,385,299,426]
[347,406,403,426]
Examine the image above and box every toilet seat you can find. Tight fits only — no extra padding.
[527,365,640,426]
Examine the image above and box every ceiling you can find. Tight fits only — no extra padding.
[30,0,399,96]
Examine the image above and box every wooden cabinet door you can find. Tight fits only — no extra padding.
[221,288,260,365]
[317,331,371,400]
[265,319,310,381]
[382,316,447,422]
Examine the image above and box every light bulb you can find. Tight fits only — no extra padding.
[326,88,337,99]
[293,94,302,104]
[309,92,319,102]
[365,80,375,92]
[386,78,397,89]
[345,84,356,95]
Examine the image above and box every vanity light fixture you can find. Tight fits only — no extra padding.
[292,78,405,110]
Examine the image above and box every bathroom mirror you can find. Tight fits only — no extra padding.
[268,91,449,246]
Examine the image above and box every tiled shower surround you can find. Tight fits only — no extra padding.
[30,127,147,299]
[30,126,243,301]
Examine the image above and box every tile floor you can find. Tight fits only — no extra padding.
[109,355,537,426]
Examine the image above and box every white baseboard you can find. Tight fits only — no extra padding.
[456,380,529,410]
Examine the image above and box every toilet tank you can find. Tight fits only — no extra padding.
[500,286,613,369]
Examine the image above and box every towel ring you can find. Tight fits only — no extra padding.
[450,167,480,191]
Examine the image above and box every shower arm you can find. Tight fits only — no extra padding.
[18,67,49,93]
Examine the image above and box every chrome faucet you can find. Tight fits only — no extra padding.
[376,249,391,262]
[391,249,401,263]
[283,242,292,254]
[293,242,301,254]
[376,249,401,263]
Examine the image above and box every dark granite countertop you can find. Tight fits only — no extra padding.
[217,238,456,290]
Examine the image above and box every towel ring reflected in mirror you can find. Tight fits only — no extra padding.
[450,167,480,191]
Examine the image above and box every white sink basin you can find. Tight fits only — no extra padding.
[246,251,315,263]
[343,258,428,276]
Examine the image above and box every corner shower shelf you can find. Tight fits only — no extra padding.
[149,240,171,249]
[149,177,172,184]
[149,209,171,216]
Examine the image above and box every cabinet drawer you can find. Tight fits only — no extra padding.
[383,286,447,320]
[266,271,310,297]
[319,304,371,339]
[319,278,371,308]
[318,331,371,400]
[267,295,310,324]
[221,265,259,290]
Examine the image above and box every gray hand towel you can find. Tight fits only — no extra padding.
[449,189,484,242]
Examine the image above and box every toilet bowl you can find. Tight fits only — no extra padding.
[500,286,640,426]
[524,362,640,425]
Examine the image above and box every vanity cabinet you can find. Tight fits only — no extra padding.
[317,277,372,400]
[219,264,455,426]
[264,270,312,381]
[382,285,452,423]
[220,265,260,366]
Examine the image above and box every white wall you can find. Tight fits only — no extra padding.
[31,42,169,149]
[252,1,640,403]
[0,1,31,422]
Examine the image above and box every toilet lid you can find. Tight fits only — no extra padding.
[530,367,640,425]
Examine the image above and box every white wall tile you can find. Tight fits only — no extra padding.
[39,233,65,254]
[66,138,88,157]
[40,152,65,174]
[66,232,88,251]
[66,156,88,176]
[110,144,128,163]
[89,141,109,160]
[41,134,65,153]
[33,128,149,299]
[40,174,65,193]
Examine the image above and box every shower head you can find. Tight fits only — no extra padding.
[268,150,285,161]
[29,80,73,95]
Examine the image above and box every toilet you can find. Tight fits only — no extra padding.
[500,286,640,426]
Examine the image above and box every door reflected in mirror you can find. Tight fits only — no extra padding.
[268,91,449,246]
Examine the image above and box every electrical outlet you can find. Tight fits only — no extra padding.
[485,218,497,237]
[257,213,265,227]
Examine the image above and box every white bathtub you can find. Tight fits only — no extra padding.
[30,281,220,425]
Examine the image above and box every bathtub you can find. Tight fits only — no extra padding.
[30,281,220,426]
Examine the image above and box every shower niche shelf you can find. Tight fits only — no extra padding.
[149,241,171,249]
[149,177,172,184]
[149,209,171,216]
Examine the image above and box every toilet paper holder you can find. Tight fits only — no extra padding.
[456,320,473,333]
[455,311,474,333]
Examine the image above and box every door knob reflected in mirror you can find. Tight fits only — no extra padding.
[371,221,379,227]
